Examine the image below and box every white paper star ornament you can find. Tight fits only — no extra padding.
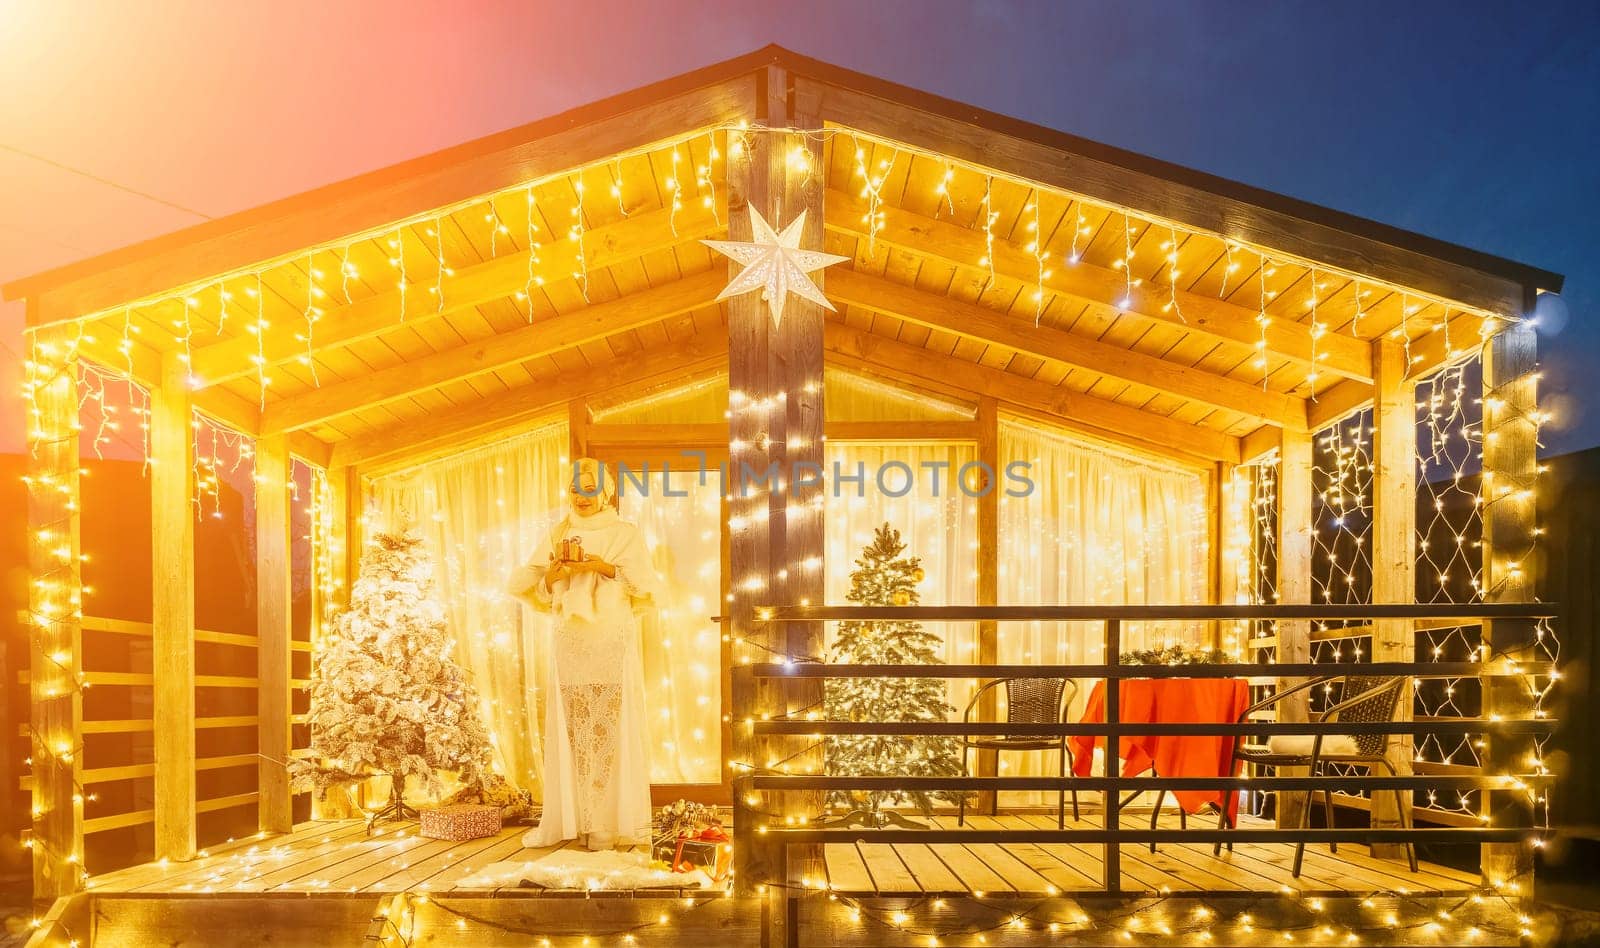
[702,205,849,327]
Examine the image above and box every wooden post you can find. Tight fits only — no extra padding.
[568,398,590,459]
[728,75,782,901]
[1214,461,1241,653]
[255,434,293,835]
[323,465,352,616]
[1370,339,1416,856]
[1102,619,1121,891]
[729,69,829,924]
[1480,319,1539,890]
[1275,427,1314,829]
[150,352,196,861]
[310,464,349,820]
[1207,461,1228,649]
[343,466,365,601]
[25,338,83,901]
[974,397,1000,815]
[780,103,828,897]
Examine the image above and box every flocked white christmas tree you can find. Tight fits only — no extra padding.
[824,523,965,825]
[292,532,490,823]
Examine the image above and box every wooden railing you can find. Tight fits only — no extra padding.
[734,603,1556,898]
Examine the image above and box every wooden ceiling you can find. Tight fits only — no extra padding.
[12,52,1540,475]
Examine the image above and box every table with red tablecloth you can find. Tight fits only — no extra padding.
[1069,677,1251,823]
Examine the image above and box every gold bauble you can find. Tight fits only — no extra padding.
[911,567,925,584]
[891,588,912,606]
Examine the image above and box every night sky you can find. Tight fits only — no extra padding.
[2,1,1596,453]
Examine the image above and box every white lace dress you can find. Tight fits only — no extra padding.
[508,508,656,848]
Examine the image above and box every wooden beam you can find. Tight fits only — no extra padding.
[975,396,1000,813]
[338,332,728,471]
[1274,426,1313,830]
[588,423,726,448]
[11,71,758,324]
[824,420,980,441]
[261,270,724,434]
[824,322,1241,464]
[588,420,981,448]
[1239,426,1281,465]
[825,188,1373,383]
[71,327,264,436]
[827,268,1307,427]
[286,431,331,468]
[1307,378,1376,431]
[254,435,293,835]
[1479,320,1539,889]
[1369,339,1415,858]
[799,76,1537,314]
[1405,311,1503,382]
[25,339,84,900]
[188,203,721,387]
[150,353,197,861]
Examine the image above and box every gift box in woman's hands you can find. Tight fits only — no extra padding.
[556,536,585,563]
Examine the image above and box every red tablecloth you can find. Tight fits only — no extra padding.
[1069,678,1250,821]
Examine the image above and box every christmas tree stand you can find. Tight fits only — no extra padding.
[366,784,420,834]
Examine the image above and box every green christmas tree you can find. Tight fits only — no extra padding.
[291,532,491,821]
[824,523,965,818]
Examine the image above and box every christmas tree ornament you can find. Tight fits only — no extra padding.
[291,532,492,831]
[701,205,848,327]
[821,523,966,828]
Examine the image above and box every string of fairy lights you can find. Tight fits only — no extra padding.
[20,122,1510,429]
[16,118,1558,948]
[1217,339,1557,832]
[353,883,1544,946]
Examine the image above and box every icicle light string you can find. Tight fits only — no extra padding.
[1026,192,1048,324]
[26,123,1502,361]
[519,185,543,321]
[303,252,321,388]
[569,178,590,303]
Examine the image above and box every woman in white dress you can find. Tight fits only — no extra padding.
[508,458,656,850]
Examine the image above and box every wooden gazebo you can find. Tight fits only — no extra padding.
[7,46,1562,946]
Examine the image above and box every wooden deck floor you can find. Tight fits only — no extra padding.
[823,813,1481,897]
[85,813,1478,899]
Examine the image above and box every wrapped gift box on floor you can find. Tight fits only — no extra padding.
[653,828,733,883]
[421,803,502,841]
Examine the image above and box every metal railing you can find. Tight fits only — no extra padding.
[733,603,1557,895]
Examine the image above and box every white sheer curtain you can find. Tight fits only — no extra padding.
[371,422,569,794]
[824,442,980,716]
[371,426,724,791]
[618,469,723,784]
[996,415,1209,800]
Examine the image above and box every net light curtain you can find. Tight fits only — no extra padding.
[371,420,722,800]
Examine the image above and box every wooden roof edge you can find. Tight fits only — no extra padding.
[0,45,781,311]
[6,44,1563,319]
[771,46,1564,298]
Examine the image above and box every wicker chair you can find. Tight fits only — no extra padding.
[957,677,1080,828]
[1214,674,1418,877]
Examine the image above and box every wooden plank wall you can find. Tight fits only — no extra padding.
[1538,446,1600,840]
